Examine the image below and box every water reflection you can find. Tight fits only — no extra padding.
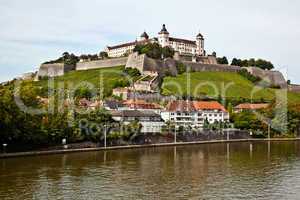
[1,141,300,199]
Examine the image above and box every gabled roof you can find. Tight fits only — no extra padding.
[123,100,161,109]
[107,39,149,50]
[110,110,161,118]
[235,103,269,110]
[104,100,124,109]
[166,100,227,112]
[166,100,196,112]
[169,37,196,45]
[193,101,227,112]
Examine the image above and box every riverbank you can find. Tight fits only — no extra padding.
[1,138,300,159]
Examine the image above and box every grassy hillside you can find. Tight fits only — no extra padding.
[35,66,130,97]
[161,71,300,104]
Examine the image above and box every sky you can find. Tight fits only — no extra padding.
[0,0,300,83]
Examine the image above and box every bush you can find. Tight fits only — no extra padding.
[238,69,261,83]
[176,62,187,74]
[133,43,174,59]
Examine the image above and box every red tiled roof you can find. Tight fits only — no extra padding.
[193,101,227,112]
[166,100,227,112]
[166,100,196,112]
[235,103,269,110]
[124,100,161,109]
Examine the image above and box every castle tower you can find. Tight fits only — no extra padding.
[196,32,205,56]
[158,24,169,47]
[140,31,149,41]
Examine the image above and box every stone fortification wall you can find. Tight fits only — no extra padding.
[125,53,145,72]
[182,61,240,73]
[289,84,300,93]
[37,63,75,78]
[76,57,128,70]
[243,67,287,88]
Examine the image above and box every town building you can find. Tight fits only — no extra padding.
[105,24,205,58]
[122,99,162,114]
[234,103,269,113]
[110,110,165,133]
[160,100,229,128]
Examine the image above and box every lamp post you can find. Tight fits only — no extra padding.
[2,144,7,153]
[104,123,107,149]
[62,138,67,149]
[174,126,177,144]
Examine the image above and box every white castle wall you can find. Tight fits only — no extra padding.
[76,57,128,71]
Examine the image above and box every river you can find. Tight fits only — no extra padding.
[1,141,300,199]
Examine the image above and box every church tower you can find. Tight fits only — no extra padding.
[196,32,205,56]
[158,24,169,47]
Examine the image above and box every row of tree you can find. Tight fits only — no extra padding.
[216,56,274,70]
[43,51,109,66]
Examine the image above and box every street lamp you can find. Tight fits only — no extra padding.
[2,143,7,153]
[174,126,177,144]
[104,123,107,149]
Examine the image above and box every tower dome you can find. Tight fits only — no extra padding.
[196,32,204,39]
[159,24,169,35]
[140,31,149,40]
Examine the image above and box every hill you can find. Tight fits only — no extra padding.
[161,71,300,104]
[35,66,130,97]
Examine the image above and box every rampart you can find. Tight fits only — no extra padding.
[36,53,288,89]
[76,57,128,71]
[37,63,75,78]
[289,84,300,93]
[243,67,287,88]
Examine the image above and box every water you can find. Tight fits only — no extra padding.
[1,141,300,199]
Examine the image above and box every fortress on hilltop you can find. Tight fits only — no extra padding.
[105,24,205,58]
[36,24,290,90]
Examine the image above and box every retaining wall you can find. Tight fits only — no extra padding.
[243,67,287,88]
[76,57,128,70]
[37,63,75,77]
[289,84,300,93]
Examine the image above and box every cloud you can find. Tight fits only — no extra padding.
[0,0,300,83]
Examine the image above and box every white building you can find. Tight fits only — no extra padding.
[105,24,205,58]
[160,100,229,128]
[110,110,165,133]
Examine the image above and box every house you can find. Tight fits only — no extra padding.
[78,98,101,110]
[160,100,229,128]
[102,100,125,110]
[234,103,269,113]
[112,87,132,100]
[123,99,162,114]
[110,110,165,133]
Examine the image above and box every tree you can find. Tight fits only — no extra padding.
[255,59,274,70]
[176,62,187,74]
[217,56,228,65]
[99,51,108,59]
[133,43,174,59]
[231,58,242,66]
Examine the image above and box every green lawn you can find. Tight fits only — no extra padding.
[161,71,300,104]
[35,66,130,97]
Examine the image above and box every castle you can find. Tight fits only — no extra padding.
[105,24,205,58]
[36,24,289,90]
